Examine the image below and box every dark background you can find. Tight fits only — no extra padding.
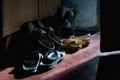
[100,0,120,52]
[97,0,120,80]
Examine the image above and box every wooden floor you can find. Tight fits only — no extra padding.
[0,34,100,80]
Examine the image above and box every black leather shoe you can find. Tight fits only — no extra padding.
[34,29,55,53]
[22,51,43,73]
[33,19,63,49]
[47,27,62,46]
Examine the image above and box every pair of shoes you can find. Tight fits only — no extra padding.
[22,49,65,73]
[32,19,63,49]
[61,35,90,51]
[21,21,66,73]
[26,20,65,57]
[26,22,55,53]
[34,28,55,52]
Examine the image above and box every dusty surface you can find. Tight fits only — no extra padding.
[0,34,100,80]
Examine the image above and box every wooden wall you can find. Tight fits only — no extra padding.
[2,0,61,37]
[2,0,38,37]
[38,0,61,19]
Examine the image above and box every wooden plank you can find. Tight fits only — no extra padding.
[3,0,38,37]
[38,0,61,19]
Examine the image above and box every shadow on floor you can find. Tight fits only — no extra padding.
[49,57,100,80]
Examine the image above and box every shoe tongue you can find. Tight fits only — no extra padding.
[45,49,58,60]
[49,27,54,31]
[34,29,46,35]
[37,20,45,29]
[38,29,46,35]
[47,51,58,60]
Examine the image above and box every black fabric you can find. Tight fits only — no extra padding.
[96,55,120,80]
[100,0,120,52]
